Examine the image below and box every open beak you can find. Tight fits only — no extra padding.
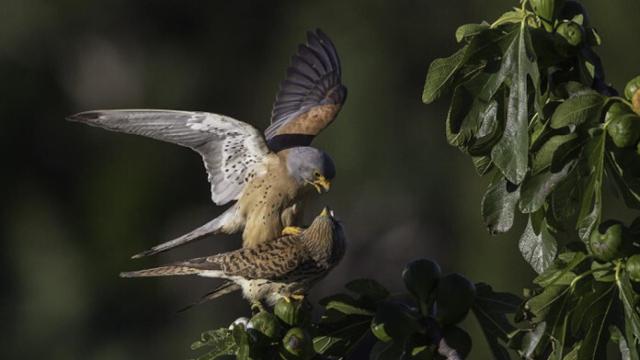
[320,206,335,218]
[311,175,331,194]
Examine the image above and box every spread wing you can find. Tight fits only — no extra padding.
[183,236,306,279]
[67,109,270,205]
[265,29,347,152]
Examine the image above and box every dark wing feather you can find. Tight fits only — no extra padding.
[265,29,347,151]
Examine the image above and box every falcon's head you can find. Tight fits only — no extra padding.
[285,147,336,194]
[303,207,345,263]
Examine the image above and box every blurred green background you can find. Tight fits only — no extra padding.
[2,0,638,358]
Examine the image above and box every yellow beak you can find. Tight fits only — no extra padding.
[311,175,331,194]
[320,207,330,217]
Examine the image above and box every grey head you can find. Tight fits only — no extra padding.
[285,146,335,193]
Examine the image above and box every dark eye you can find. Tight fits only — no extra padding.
[313,170,321,177]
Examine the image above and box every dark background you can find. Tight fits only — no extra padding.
[2,0,638,358]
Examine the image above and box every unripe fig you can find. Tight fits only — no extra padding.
[556,21,583,46]
[627,255,640,282]
[248,311,281,339]
[607,102,640,148]
[280,327,314,359]
[441,326,472,359]
[274,298,310,327]
[435,273,476,325]
[402,259,441,304]
[624,75,640,114]
[589,220,625,261]
[624,75,640,101]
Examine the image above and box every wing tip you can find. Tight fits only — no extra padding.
[66,111,102,123]
[120,271,135,278]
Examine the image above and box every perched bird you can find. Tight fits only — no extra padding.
[120,207,346,307]
[67,29,347,256]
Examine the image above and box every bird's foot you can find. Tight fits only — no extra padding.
[282,293,305,303]
[281,226,304,236]
[251,301,266,314]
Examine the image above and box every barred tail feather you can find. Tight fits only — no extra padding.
[120,265,202,278]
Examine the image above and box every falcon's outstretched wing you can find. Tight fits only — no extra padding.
[265,29,347,152]
[68,109,269,205]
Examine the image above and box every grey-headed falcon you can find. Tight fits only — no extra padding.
[67,29,347,256]
[120,207,346,306]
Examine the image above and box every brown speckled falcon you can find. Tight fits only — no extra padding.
[67,29,347,256]
[120,207,346,307]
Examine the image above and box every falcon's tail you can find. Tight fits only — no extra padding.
[120,265,202,278]
[131,205,241,259]
[178,281,241,312]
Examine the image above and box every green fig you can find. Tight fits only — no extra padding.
[606,103,640,148]
[280,327,315,359]
[435,273,476,325]
[248,311,281,339]
[556,21,583,46]
[274,298,310,327]
[402,259,441,305]
[627,255,640,282]
[589,220,625,262]
[441,326,472,359]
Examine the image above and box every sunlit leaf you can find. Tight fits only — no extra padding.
[519,215,557,274]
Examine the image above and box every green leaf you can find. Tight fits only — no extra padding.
[491,9,527,28]
[611,325,637,360]
[617,269,640,344]
[468,100,501,156]
[519,215,558,274]
[526,284,569,322]
[533,251,586,288]
[481,175,521,234]
[423,47,467,104]
[313,318,371,356]
[472,155,493,175]
[491,24,539,185]
[475,282,522,313]
[607,150,640,209]
[576,129,606,241]
[190,329,236,360]
[456,22,490,42]
[550,93,605,130]
[532,133,578,175]
[324,299,375,317]
[519,160,575,214]
[472,283,519,360]
[519,322,547,358]
[345,278,390,302]
[576,288,615,360]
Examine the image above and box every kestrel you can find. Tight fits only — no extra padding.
[67,29,347,256]
[120,207,346,307]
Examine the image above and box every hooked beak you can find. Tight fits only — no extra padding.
[320,206,335,218]
[310,175,331,194]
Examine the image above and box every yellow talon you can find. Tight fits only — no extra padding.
[282,226,303,236]
[291,294,305,301]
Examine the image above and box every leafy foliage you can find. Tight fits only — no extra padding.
[423,0,640,358]
[190,259,519,359]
